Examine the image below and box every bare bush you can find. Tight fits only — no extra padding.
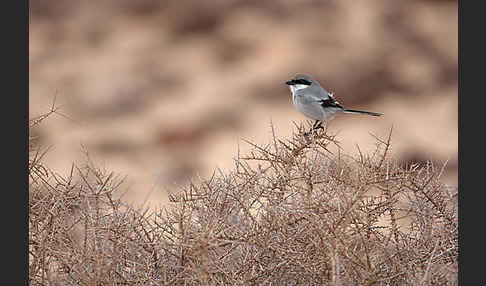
[29,119,458,285]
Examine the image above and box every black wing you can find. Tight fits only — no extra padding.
[319,94,344,109]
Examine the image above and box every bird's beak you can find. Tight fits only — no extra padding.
[285,80,293,85]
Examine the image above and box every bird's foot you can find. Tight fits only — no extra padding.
[304,120,324,136]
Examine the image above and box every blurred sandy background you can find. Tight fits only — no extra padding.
[29,0,457,205]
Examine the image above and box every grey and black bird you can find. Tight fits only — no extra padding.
[285,73,382,132]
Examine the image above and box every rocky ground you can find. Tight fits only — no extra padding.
[29,0,458,206]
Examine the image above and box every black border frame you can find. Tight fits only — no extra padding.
[6,0,29,284]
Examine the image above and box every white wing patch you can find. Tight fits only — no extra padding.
[328,91,342,105]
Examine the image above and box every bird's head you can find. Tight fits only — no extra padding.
[285,73,315,92]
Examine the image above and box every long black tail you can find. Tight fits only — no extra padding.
[343,109,383,117]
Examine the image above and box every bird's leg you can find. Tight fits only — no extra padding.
[305,120,324,136]
[313,120,324,131]
[313,120,325,135]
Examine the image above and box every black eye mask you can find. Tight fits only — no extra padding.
[286,79,312,86]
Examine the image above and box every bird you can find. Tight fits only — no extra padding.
[285,73,382,133]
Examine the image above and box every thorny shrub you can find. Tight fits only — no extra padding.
[29,115,458,285]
